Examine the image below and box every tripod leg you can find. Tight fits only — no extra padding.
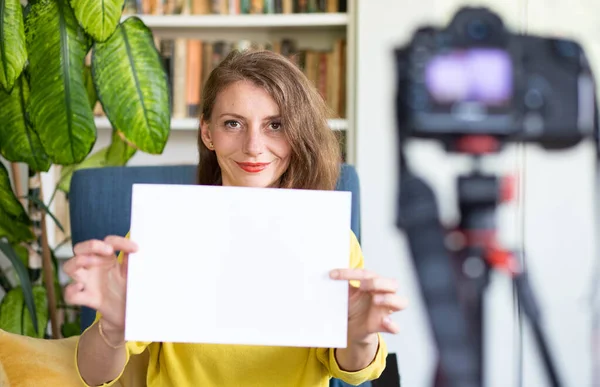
[514,271,563,387]
[433,362,446,387]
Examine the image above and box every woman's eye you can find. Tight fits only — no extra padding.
[224,120,240,129]
[270,122,282,131]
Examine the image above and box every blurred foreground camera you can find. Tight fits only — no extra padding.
[394,7,600,387]
[395,6,597,150]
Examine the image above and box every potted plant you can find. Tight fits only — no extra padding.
[0,0,170,339]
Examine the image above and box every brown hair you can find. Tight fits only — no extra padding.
[197,49,341,190]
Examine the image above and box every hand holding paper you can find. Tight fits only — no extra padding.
[64,236,138,343]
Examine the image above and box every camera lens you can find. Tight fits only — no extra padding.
[467,19,490,41]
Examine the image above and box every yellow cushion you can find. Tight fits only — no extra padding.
[0,329,82,387]
[0,329,148,387]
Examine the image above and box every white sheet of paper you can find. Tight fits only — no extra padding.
[125,184,352,348]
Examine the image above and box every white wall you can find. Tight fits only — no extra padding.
[355,1,597,387]
[92,129,199,167]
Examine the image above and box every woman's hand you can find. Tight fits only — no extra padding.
[63,236,138,333]
[330,268,407,346]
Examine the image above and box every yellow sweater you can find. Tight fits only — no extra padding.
[76,232,387,386]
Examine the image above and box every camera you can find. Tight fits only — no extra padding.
[394,8,600,387]
[394,6,597,151]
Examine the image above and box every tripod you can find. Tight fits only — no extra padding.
[397,135,563,387]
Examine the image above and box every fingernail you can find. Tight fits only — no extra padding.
[329,270,339,279]
[374,295,384,304]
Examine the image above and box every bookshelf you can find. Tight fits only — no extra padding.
[94,1,356,163]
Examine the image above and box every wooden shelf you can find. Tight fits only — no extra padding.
[54,243,73,260]
[325,119,347,131]
[95,117,201,131]
[94,117,347,131]
[122,13,348,29]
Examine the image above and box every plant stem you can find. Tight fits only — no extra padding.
[10,163,25,207]
[26,169,43,283]
[47,184,59,207]
[37,175,61,339]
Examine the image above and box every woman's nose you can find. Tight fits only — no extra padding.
[242,128,265,156]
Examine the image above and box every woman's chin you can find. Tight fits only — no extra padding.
[228,174,279,188]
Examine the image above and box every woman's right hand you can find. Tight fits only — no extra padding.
[63,236,138,333]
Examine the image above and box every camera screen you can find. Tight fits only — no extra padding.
[424,48,513,107]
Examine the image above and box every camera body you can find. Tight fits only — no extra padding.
[395,7,597,150]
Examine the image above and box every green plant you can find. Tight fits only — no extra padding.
[0,0,170,338]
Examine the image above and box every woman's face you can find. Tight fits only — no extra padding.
[201,81,292,188]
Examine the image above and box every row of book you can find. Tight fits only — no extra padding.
[122,0,348,15]
[95,38,346,120]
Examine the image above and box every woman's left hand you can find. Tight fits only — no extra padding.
[330,268,408,345]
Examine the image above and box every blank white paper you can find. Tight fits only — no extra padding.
[125,184,352,348]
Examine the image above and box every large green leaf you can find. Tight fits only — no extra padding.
[0,243,28,288]
[11,243,28,274]
[0,163,33,243]
[83,64,97,108]
[56,164,76,193]
[25,0,96,165]
[70,0,123,42]
[57,130,137,193]
[0,242,38,335]
[0,75,51,171]
[106,129,137,165]
[0,285,46,337]
[61,317,80,338]
[93,17,170,155]
[24,286,47,337]
[0,0,27,92]
[57,146,109,193]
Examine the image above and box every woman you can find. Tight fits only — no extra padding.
[63,49,407,387]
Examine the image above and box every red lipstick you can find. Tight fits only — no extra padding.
[236,162,270,173]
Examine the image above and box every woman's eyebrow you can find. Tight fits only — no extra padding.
[218,113,246,119]
[263,115,281,121]
[218,113,281,121]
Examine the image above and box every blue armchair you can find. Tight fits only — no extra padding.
[68,163,372,387]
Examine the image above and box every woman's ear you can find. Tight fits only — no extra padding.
[200,115,213,149]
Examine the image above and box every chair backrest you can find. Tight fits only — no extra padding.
[69,164,361,332]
